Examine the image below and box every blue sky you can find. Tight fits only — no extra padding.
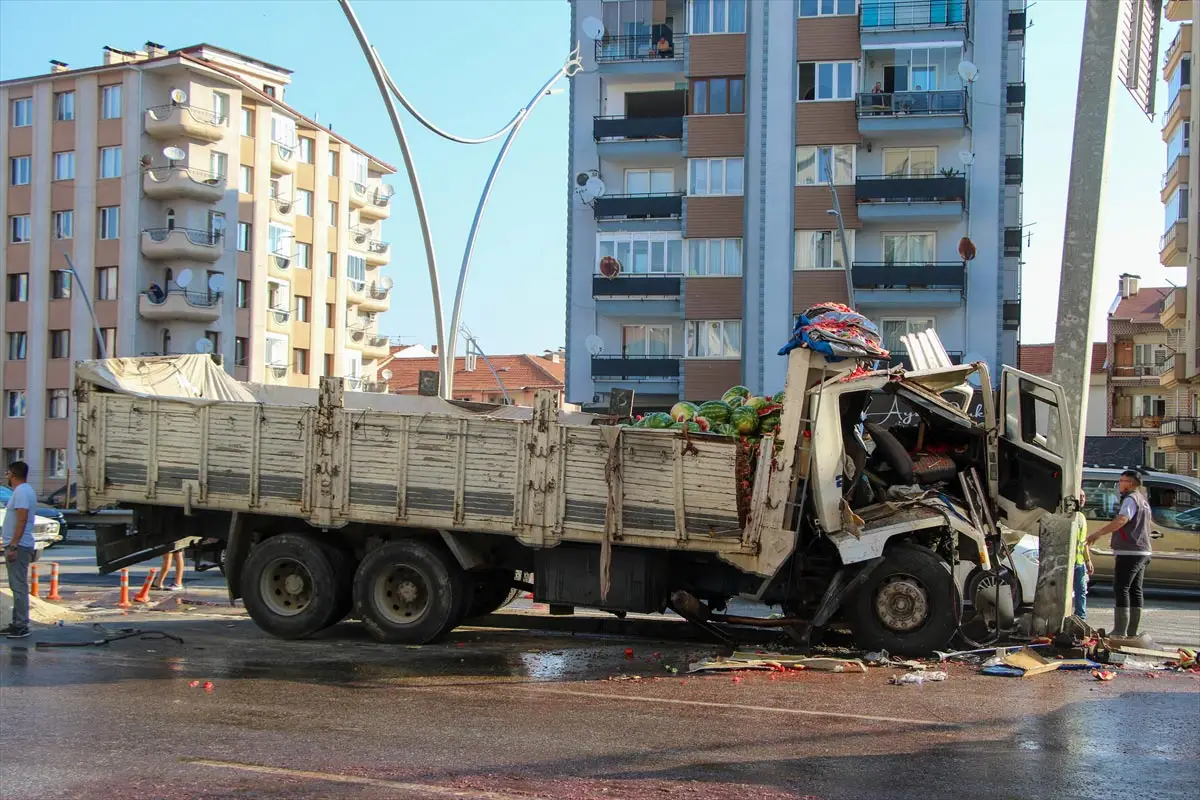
[0,0,1180,354]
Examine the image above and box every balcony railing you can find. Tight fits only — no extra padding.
[591,355,681,380]
[860,0,968,29]
[595,32,684,63]
[1159,354,1178,377]
[592,192,684,220]
[144,166,224,186]
[146,103,224,127]
[1161,417,1200,436]
[269,307,290,324]
[1009,9,1026,39]
[352,182,368,198]
[1006,82,1026,106]
[1162,149,1190,190]
[271,196,294,215]
[1161,220,1186,252]
[592,275,682,297]
[1004,227,1023,257]
[856,89,967,118]
[373,186,394,207]
[1112,416,1164,430]
[851,262,966,290]
[369,281,390,300]
[855,174,967,203]
[143,287,222,308]
[1111,364,1161,378]
[144,227,221,246]
[593,115,684,141]
[1005,156,1024,185]
[367,239,390,255]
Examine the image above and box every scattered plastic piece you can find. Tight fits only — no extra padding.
[981,665,1026,678]
[890,671,947,685]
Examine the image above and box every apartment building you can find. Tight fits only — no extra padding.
[564,0,1026,411]
[1,42,396,493]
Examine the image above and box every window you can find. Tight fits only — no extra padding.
[51,271,71,299]
[264,84,276,98]
[296,189,313,216]
[6,274,28,302]
[10,156,30,186]
[882,232,936,264]
[880,318,935,353]
[7,332,27,360]
[99,206,119,239]
[213,92,231,125]
[799,0,856,16]
[210,152,228,179]
[53,210,73,240]
[54,91,75,121]
[97,327,116,358]
[239,165,252,194]
[1133,394,1166,418]
[1153,451,1167,471]
[686,320,741,358]
[795,144,855,185]
[96,267,118,300]
[597,232,683,274]
[622,325,672,356]
[271,113,297,146]
[328,150,339,176]
[205,330,220,353]
[295,242,311,269]
[798,61,856,101]
[295,295,310,322]
[48,389,70,419]
[1169,54,1192,107]
[1133,344,1166,367]
[324,253,336,278]
[268,223,293,258]
[795,230,855,270]
[690,0,747,33]
[237,222,252,252]
[46,449,68,478]
[236,279,250,309]
[691,77,745,115]
[100,84,122,119]
[687,238,743,276]
[347,255,367,288]
[1167,120,1191,166]
[350,151,369,184]
[2,448,24,465]
[265,334,289,367]
[9,215,30,244]
[298,137,314,163]
[234,337,249,367]
[6,391,26,418]
[326,303,335,328]
[294,348,310,375]
[241,107,254,136]
[99,146,122,179]
[1165,186,1189,227]
[688,157,743,196]
[883,147,937,177]
[11,98,32,127]
[267,280,289,314]
[50,330,70,359]
[53,151,75,181]
[327,201,339,225]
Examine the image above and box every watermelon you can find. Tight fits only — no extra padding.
[692,416,712,432]
[744,396,770,413]
[722,385,751,406]
[760,412,781,435]
[697,400,733,425]
[670,401,698,422]
[670,420,700,432]
[730,405,760,436]
[772,390,786,405]
[714,423,738,437]
[642,412,672,429]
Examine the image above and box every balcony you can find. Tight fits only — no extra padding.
[362,334,391,361]
[1003,299,1021,331]
[1159,354,1187,388]
[1163,23,1191,76]
[1006,82,1026,112]
[1160,220,1189,267]
[1111,364,1162,381]
[349,182,369,210]
[142,167,226,203]
[1004,227,1023,257]
[1005,156,1023,185]
[856,90,967,135]
[364,239,391,266]
[358,186,394,221]
[594,115,683,159]
[1159,417,1200,451]
[359,281,390,313]
[1161,286,1187,328]
[1165,0,1193,23]
[1161,152,1190,202]
[594,32,686,75]
[270,141,298,174]
[144,104,225,142]
[592,274,682,315]
[267,305,291,333]
[348,225,374,251]
[593,192,683,220]
[591,355,681,380]
[859,0,968,45]
[269,249,294,273]
[1008,9,1026,39]
[1163,86,1192,140]
[855,174,966,222]
[140,228,223,263]
[269,196,295,223]
[1110,415,1164,432]
[851,262,966,306]
[138,287,222,323]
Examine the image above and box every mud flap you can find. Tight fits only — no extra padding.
[93,506,211,574]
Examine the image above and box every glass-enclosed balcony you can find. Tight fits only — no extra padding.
[857,46,969,135]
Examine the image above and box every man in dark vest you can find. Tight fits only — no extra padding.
[1086,470,1153,639]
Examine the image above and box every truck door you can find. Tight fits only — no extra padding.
[995,367,1077,531]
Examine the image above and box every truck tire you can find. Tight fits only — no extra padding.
[353,539,464,644]
[317,541,356,625]
[845,543,958,656]
[241,534,340,640]
[465,569,521,619]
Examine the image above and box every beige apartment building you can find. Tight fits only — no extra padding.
[1,42,396,493]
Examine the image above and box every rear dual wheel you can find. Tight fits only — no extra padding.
[241,534,343,640]
[353,539,466,645]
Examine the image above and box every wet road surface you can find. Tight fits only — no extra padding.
[1,613,1197,800]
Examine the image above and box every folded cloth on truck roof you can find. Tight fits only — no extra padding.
[778,303,890,360]
[76,355,256,405]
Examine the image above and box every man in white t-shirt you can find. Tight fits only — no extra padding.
[2,461,38,638]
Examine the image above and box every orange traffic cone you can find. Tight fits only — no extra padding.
[133,568,158,604]
[47,562,62,601]
[29,564,40,597]
[117,568,132,609]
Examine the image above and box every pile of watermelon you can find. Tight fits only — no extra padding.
[627,385,785,444]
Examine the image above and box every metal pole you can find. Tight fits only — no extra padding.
[463,332,511,405]
[824,166,855,308]
[443,54,580,398]
[337,0,449,393]
[63,253,107,359]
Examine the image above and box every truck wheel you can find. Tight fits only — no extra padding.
[241,534,339,640]
[465,569,520,619]
[846,543,958,656]
[353,539,463,644]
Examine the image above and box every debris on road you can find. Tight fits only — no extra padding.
[890,670,948,685]
[688,651,867,674]
[1093,669,1117,682]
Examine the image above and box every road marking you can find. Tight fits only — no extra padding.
[182,758,530,799]
[515,687,955,727]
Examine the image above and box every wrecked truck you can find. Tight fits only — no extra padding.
[76,331,1074,654]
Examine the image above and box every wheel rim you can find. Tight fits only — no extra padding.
[373,564,431,626]
[259,556,314,617]
[874,573,930,633]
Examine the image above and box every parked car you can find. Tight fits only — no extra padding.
[0,484,67,551]
[1081,466,1200,589]
[0,503,64,560]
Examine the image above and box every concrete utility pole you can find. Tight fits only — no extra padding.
[1036,0,1122,636]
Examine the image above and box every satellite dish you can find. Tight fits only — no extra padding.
[163,146,186,162]
[170,88,187,105]
[585,335,605,356]
[575,172,591,187]
[581,17,606,41]
[584,176,606,198]
[957,61,979,84]
[176,268,193,288]
[380,276,394,290]
[959,151,975,166]
[195,337,214,354]
[599,255,622,279]
[381,369,393,381]
[207,273,226,292]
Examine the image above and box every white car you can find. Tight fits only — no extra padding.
[0,507,64,560]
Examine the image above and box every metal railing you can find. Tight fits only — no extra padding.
[1111,416,1164,430]
[142,286,222,308]
[271,251,292,270]
[367,239,390,254]
[595,33,684,63]
[271,196,294,214]
[591,354,681,379]
[144,166,225,186]
[1006,82,1026,105]
[1111,364,1161,378]
[272,141,296,161]
[593,115,684,141]
[147,104,224,126]
[1158,354,1177,377]
[851,262,966,290]
[860,0,968,29]
[143,227,221,246]
[369,281,390,300]
[372,186,394,207]
[592,275,682,297]
[1160,417,1200,436]
[352,182,368,197]
[270,307,290,324]
[592,192,684,219]
[350,225,373,245]
[1161,220,1185,252]
[1162,148,1190,189]
[366,335,389,348]
[856,89,967,118]
[855,174,967,203]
